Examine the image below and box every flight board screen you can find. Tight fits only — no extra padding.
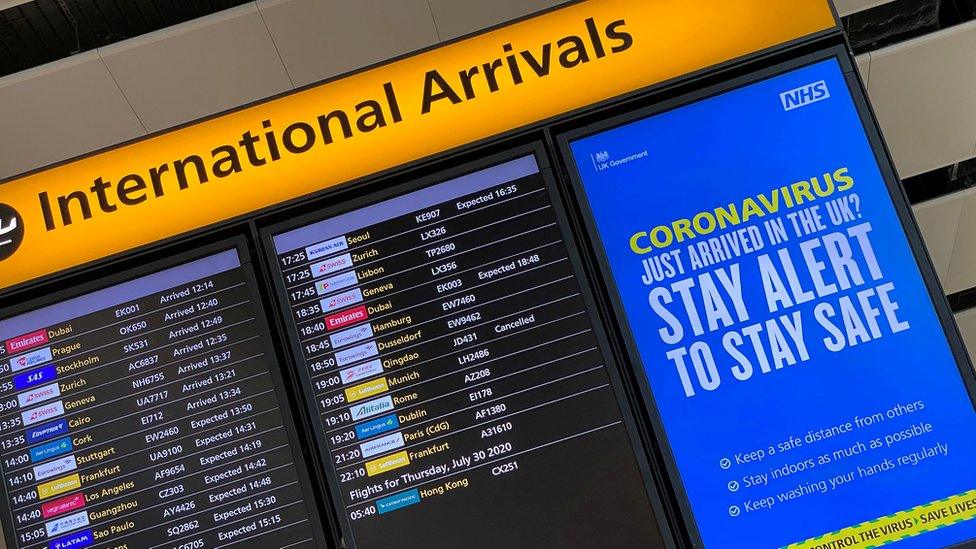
[0,246,324,548]
[567,58,976,547]
[267,154,670,548]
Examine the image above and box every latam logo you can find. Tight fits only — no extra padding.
[305,235,349,261]
[9,346,53,373]
[330,324,374,349]
[5,329,49,354]
[14,364,57,390]
[320,288,363,314]
[355,413,400,440]
[34,455,77,481]
[315,270,359,296]
[18,382,61,408]
[26,418,69,444]
[360,432,405,458]
[349,395,394,420]
[326,305,369,331]
[780,80,830,111]
[341,359,383,385]
[311,252,353,279]
[335,341,379,367]
[45,510,90,537]
[30,437,73,463]
[22,400,65,426]
[41,493,86,519]
[49,529,93,549]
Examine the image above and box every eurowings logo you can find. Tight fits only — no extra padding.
[780,80,830,111]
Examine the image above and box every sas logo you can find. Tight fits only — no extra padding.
[22,400,65,426]
[45,510,90,537]
[780,80,830,111]
[14,364,57,390]
[18,382,62,408]
[27,418,69,443]
[0,203,24,262]
[9,346,53,373]
[355,413,400,439]
[349,395,394,420]
[311,252,354,278]
[49,529,94,549]
[34,455,77,481]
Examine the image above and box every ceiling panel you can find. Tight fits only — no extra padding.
[946,190,976,293]
[0,0,253,77]
[428,0,567,41]
[867,21,976,178]
[0,50,145,179]
[912,190,965,283]
[99,3,292,132]
[258,0,438,87]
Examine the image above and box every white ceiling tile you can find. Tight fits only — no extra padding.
[832,0,896,17]
[0,52,145,179]
[946,190,976,293]
[867,21,976,178]
[428,0,567,41]
[855,53,870,88]
[99,3,292,133]
[912,192,965,284]
[954,309,976,356]
[258,0,438,87]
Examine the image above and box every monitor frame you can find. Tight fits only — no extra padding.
[556,45,976,548]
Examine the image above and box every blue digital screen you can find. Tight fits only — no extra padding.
[569,58,976,548]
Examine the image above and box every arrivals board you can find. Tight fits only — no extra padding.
[564,57,976,547]
[0,245,326,548]
[265,153,671,548]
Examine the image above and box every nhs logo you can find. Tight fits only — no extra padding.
[780,80,830,111]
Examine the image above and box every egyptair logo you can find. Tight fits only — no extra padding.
[0,203,24,261]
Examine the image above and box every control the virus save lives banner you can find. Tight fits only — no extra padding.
[568,58,976,548]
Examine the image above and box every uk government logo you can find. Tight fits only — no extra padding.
[0,203,24,261]
[590,149,649,172]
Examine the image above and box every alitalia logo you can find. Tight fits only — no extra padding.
[349,396,394,420]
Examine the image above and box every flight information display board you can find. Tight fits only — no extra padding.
[265,153,671,548]
[565,57,976,547]
[0,245,325,549]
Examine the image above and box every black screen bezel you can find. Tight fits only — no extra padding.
[257,142,679,549]
[555,46,976,548]
[0,235,331,549]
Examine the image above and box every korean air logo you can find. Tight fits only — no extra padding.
[0,203,23,261]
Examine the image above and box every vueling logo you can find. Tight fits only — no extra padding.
[0,203,24,261]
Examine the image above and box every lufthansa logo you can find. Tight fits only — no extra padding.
[0,203,24,261]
